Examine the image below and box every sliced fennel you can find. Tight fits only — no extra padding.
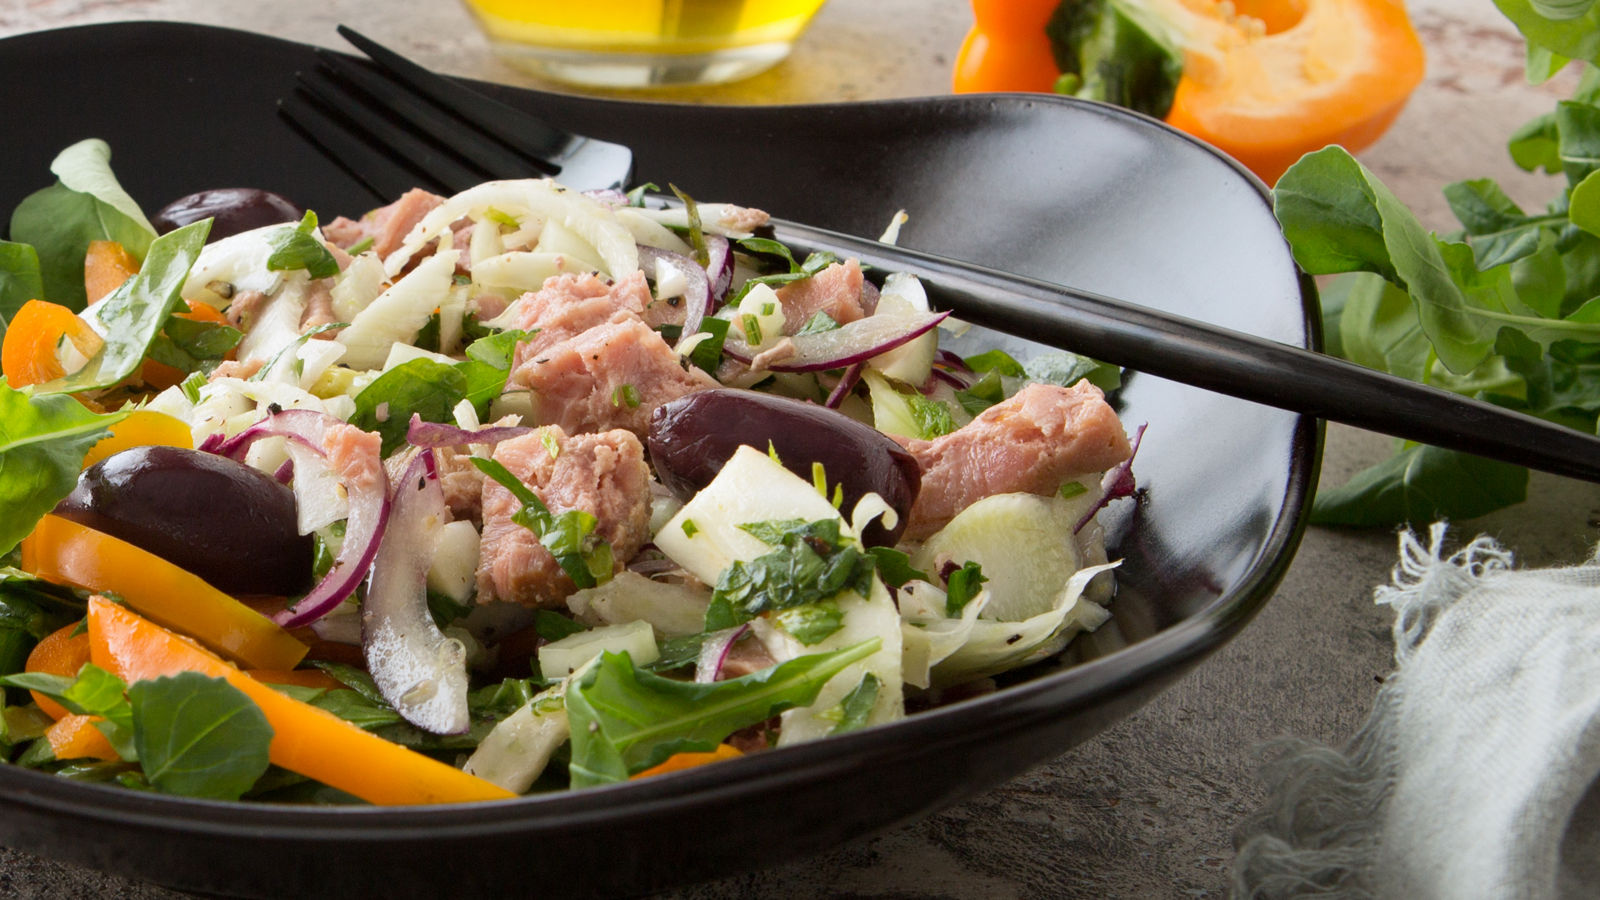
[911,492,1087,622]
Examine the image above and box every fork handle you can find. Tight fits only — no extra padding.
[770,220,1600,485]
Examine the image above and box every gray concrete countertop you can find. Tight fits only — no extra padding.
[3,1,1598,897]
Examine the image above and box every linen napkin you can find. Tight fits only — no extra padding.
[1231,523,1600,899]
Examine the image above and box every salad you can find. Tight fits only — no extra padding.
[0,139,1137,804]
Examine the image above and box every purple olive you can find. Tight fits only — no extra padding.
[150,188,304,241]
[53,446,314,596]
[648,389,921,546]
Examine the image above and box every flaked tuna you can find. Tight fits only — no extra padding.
[476,427,652,607]
[509,271,652,357]
[323,188,444,260]
[776,259,865,333]
[897,382,1131,541]
[508,315,717,437]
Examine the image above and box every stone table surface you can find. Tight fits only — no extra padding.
[2,1,1598,898]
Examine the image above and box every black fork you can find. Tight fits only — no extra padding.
[276,27,1600,485]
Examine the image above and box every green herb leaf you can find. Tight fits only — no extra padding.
[472,457,615,589]
[945,561,988,617]
[708,519,876,630]
[1311,443,1530,527]
[129,672,273,800]
[349,358,469,456]
[266,211,339,280]
[826,672,880,735]
[564,640,880,786]
[0,386,126,554]
[1045,0,1183,119]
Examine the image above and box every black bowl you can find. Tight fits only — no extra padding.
[0,22,1319,899]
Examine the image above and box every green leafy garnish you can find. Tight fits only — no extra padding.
[0,386,127,554]
[772,600,846,646]
[825,672,881,735]
[704,519,875,630]
[129,673,273,800]
[563,640,880,786]
[266,210,339,280]
[945,561,988,617]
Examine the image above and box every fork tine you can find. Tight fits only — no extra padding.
[309,49,558,181]
[287,68,490,196]
[335,25,633,190]
[277,89,442,201]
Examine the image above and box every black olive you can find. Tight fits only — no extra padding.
[150,188,304,241]
[53,446,314,596]
[648,389,921,546]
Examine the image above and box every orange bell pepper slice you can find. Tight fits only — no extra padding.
[84,240,141,306]
[24,622,93,720]
[2,299,105,388]
[1161,0,1424,185]
[45,713,121,761]
[21,514,308,672]
[86,596,516,806]
[951,0,1425,185]
[629,743,744,780]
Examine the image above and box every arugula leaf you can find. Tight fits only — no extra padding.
[1274,146,1498,375]
[0,386,126,554]
[1023,350,1121,393]
[1311,444,1530,527]
[564,640,880,786]
[31,220,211,395]
[472,457,615,589]
[129,672,273,800]
[1495,0,1600,70]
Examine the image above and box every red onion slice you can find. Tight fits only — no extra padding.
[722,310,949,373]
[210,408,391,629]
[405,414,532,449]
[825,363,865,409]
[637,243,711,335]
[363,449,471,734]
[704,234,733,306]
[1075,423,1146,533]
[694,623,752,684]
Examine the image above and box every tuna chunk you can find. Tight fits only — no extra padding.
[508,315,717,437]
[776,259,865,333]
[509,271,652,357]
[897,382,1131,541]
[476,427,653,607]
[322,188,444,259]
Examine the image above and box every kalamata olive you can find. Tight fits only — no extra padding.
[150,188,304,241]
[648,389,921,546]
[53,446,314,596]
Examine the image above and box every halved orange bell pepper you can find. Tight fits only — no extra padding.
[952,0,1425,185]
[2,299,104,387]
[21,514,307,672]
[87,596,516,806]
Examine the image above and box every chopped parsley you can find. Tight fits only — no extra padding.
[704,518,875,631]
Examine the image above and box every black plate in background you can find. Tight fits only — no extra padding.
[0,22,1319,899]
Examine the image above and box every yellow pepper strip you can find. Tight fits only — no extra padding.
[80,409,193,469]
[21,514,308,671]
[87,596,516,806]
